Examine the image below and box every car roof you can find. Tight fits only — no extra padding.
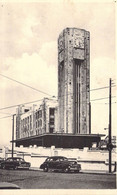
[7,157,22,159]
[48,156,67,159]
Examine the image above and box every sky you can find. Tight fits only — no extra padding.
[0,0,116,147]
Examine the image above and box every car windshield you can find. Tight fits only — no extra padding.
[6,158,13,162]
[46,157,68,162]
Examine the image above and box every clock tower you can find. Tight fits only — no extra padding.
[58,28,90,134]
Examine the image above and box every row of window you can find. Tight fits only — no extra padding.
[21,115,32,126]
[36,129,42,135]
[36,119,42,128]
[21,122,32,130]
[35,110,42,119]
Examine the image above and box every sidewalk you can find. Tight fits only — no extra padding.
[30,167,116,175]
[80,169,116,175]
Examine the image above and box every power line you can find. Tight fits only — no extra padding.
[0,80,116,111]
[1,73,115,98]
[58,85,116,98]
[0,73,52,96]
[0,96,116,119]
[0,98,44,111]
[52,96,116,108]
[90,85,116,92]
[0,92,116,111]
[90,96,116,102]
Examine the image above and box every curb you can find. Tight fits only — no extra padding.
[29,167,116,175]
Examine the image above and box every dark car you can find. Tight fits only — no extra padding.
[1,157,31,170]
[0,157,4,168]
[40,156,81,173]
[0,182,20,189]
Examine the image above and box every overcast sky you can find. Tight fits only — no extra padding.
[0,1,116,147]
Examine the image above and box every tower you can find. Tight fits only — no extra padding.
[58,28,90,134]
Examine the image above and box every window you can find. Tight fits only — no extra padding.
[50,128,53,133]
[39,110,42,118]
[36,112,37,119]
[46,158,50,162]
[50,118,54,125]
[50,108,55,115]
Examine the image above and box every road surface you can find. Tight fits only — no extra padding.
[0,169,116,189]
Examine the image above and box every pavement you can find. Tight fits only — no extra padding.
[29,167,116,175]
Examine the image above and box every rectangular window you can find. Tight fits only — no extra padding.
[50,118,54,125]
[36,112,37,119]
[50,108,55,115]
[39,110,42,118]
[50,128,54,133]
[39,119,42,127]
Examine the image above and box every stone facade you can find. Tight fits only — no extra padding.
[16,98,58,139]
[58,28,90,134]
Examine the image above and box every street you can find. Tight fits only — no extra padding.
[0,169,116,189]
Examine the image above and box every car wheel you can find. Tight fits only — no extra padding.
[2,165,6,170]
[43,167,48,172]
[74,170,79,173]
[14,166,18,170]
[64,167,70,173]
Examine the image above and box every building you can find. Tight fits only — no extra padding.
[14,28,104,148]
[58,28,90,134]
[16,97,58,140]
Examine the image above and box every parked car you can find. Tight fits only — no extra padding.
[0,157,4,168]
[40,156,81,173]
[1,157,31,170]
[0,182,20,189]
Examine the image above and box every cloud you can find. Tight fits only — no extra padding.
[90,57,116,89]
[1,49,57,105]
[0,2,116,145]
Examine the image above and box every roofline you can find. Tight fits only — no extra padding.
[11,133,105,143]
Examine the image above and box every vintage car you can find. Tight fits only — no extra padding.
[0,157,31,170]
[0,182,20,189]
[0,157,4,168]
[40,156,81,173]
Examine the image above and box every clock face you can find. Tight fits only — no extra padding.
[74,37,84,49]
[74,30,84,49]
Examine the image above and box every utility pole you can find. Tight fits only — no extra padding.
[89,102,91,134]
[12,114,15,158]
[109,78,112,173]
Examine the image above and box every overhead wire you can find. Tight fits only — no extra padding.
[0,73,52,96]
[0,75,116,112]
[0,98,44,111]
[0,95,116,114]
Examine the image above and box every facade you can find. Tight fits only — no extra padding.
[16,98,58,139]
[15,27,96,148]
[58,28,90,134]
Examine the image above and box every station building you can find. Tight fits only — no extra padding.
[16,97,58,140]
[14,28,104,148]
